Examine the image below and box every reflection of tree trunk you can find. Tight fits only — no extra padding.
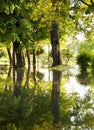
[33,49,36,84]
[7,48,13,66]
[8,67,12,91]
[26,49,31,66]
[50,21,62,66]
[8,66,12,77]
[16,68,24,86]
[13,41,25,68]
[16,51,25,67]
[25,65,30,87]
[13,67,24,97]
[51,70,62,124]
[5,67,12,91]
[13,43,16,68]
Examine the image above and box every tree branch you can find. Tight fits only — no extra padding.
[79,0,90,6]
[91,0,94,4]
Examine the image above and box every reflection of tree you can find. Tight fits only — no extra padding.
[0,87,35,129]
[77,67,94,86]
[0,71,94,129]
[69,91,94,129]
[25,65,31,88]
[77,69,90,85]
[5,67,12,91]
[13,67,24,96]
[0,85,52,130]
[51,70,62,124]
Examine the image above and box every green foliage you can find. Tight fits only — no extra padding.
[76,40,94,86]
[77,39,94,75]
[0,71,94,129]
[61,48,73,65]
[0,88,33,123]
[89,50,94,69]
[0,83,52,129]
[77,51,91,70]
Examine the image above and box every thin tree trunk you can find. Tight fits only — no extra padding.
[7,48,13,66]
[26,49,31,67]
[13,43,16,68]
[4,66,12,91]
[33,49,36,84]
[25,65,30,87]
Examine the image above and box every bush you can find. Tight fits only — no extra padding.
[77,52,91,70]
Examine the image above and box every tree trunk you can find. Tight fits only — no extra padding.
[13,41,25,68]
[7,48,13,66]
[51,0,62,67]
[13,43,16,68]
[33,49,36,84]
[51,21,62,66]
[26,49,31,67]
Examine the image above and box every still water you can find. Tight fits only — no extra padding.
[0,64,94,130]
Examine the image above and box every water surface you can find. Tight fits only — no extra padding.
[0,64,94,130]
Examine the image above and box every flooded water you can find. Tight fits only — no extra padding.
[0,63,94,130]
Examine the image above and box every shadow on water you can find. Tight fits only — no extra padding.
[0,65,94,129]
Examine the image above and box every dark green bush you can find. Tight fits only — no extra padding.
[89,51,94,70]
[77,52,91,70]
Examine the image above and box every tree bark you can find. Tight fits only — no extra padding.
[33,49,37,84]
[51,21,62,66]
[13,43,16,68]
[26,49,31,67]
[13,41,25,68]
[7,48,13,66]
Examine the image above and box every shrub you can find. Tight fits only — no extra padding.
[77,52,91,70]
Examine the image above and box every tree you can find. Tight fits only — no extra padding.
[0,0,34,67]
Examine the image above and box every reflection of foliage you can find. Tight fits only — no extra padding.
[31,71,44,81]
[61,49,73,65]
[60,89,76,126]
[77,66,94,86]
[0,84,94,129]
[70,90,94,128]
[0,85,52,130]
[76,49,94,86]
[37,71,44,80]
[0,75,12,88]
[0,88,34,125]
[77,69,90,85]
